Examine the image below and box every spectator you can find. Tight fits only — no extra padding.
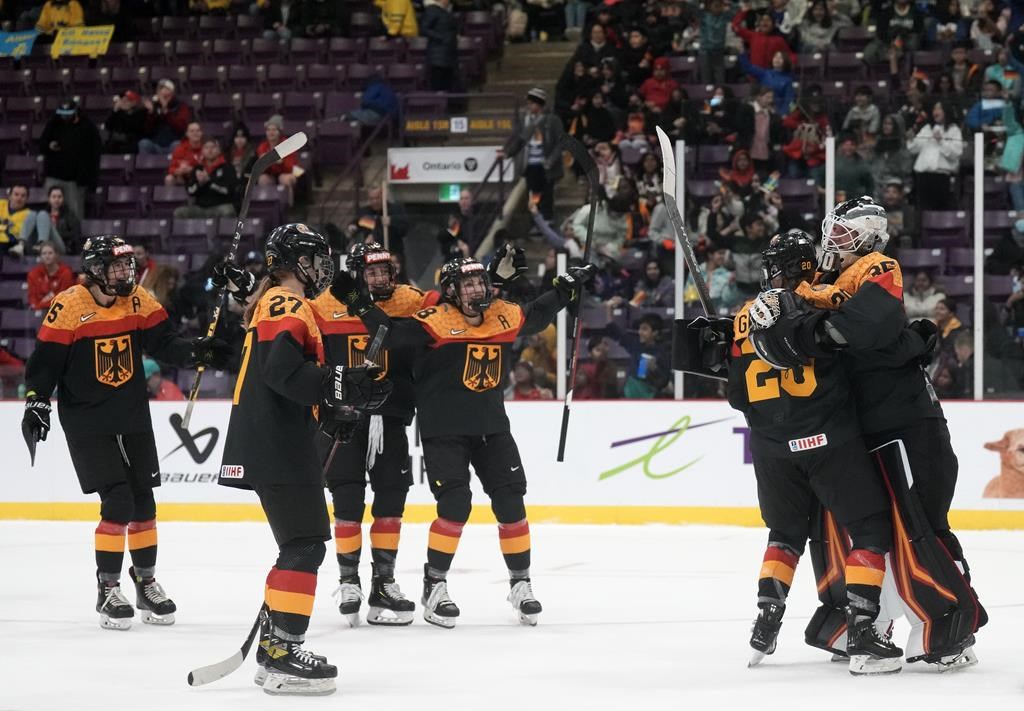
[347,185,409,254]
[166,121,204,186]
[783,121,826,183]
[505,88,565,220]
[986,219,1024,275]
[863,0,924,64]
[35,0,83,34]
[946,40,983,96]
[257,115,300,194]
[572,22,618,67]
[597,57,629,112]
[736,85,783,174]
[174,139,237,219]
[698,0,729,85]
[422,0,458,92]
[904,270,945,323]
[104,90,147,154]
[618,27,652,89]
[878,178,916,247]
[507,361,554,400]
[907,100,963,211]
[26,240,75,310]
[444,188,484,254]
[966,80,1007,131]
[39,100,100,220]
[297,0,340,37]
[24,185,81,255]
[556,61,598,124]
[799,0,844,53]
[261,0,299,40]
[638,57,679,113]
[731,5,795,70]
[870,114,914,198]
[842,85,881,138]
[931,297,965,378]
[571,191,630,257]
[528,201,582,258]
[575,90,616,149]
[834,133,874,202]
[726,212,769,296]
[348,74,400,127]
[575,336,612,400]
[564,0,590,40]
[190,0,231,13]
[228,122,257,189]
[738,52,794,116]
[607,313,671,399]
[719,149,757,194]
[519,327,557,389]
[139,79,192,155]
[134,241,160,293]
[594,141,624,197]
[984,46,1021,99]
[931,0,969,47]
[969,1,1008,51]
[144,357,185,401]
[630,259,674,307]
[92,0,132,41]
[703,244,743,315]
[0,185,32,256]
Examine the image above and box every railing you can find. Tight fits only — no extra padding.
[317,119,390,229]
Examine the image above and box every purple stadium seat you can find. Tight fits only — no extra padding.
[80,219,124,239]
[0,68,29,96]
[265,63,303,91]
[921,211,969,244]
[367,37,401,64]
[316,121,358,165]
[686,180,719,206]
[32,68,70,95]
[3,96,41,124]
[405,37,426,63]
[730,82,752,100]
[0,124,28,155]
[216,216,263,252]
[199,15,232,36]
[795,52,825,81]
[170,218,216,253]
[323,91,359,118]
[213,39,247,65]
[348,12,379,38]
[160,16,196,41]
[289,38,323,65]
[110,67,148,93]
[133,154,172,186]
[177,368,233,398]
[963,175,1008,209]
[202,93,237,123]
[126,218,170,251]
[946,248,976,274]
[251,38,284,65]
[4,336,36,359]
[2,155,41,186]
[26,187,48,207]
[680,83,713,101]
[898,248,946,272]
[136,40,170,65]
[98,154,132,186]
[836,26,872,52]
[0,258,31,279]
[240,92,277,121]
[403,93,446,118]
[328,37,365,64]
[105,186,148,218]
[776,179,817,212]
[668,55,698,83]
[235,14,262,40]
[983,210,1019,244]
[697,145,730,178]
[150,186,187,218]
[103,42,135,68]
[146,65,179,89]
[986,275,1015,299]
[133,16,159,40]
[0,308,43,333]
[248,185,287,224]
[344,63,376,90]
[0,281,27,305]
[306,64,346,91]
[281,91,321,120]
[386,63,423,93]
[82,94,112,124]
[187,65,224,94]
[174,39,210,65]
[819,80,848,100]
[229,65,263,92]
[912,50,945,75]
[939,275,975,298]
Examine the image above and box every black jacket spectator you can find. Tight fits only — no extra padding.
[422,0,458,91]
[735,100,784,153]
[986,226,1024,275]
[185,156,236,209]
[104,92,147,153]
[40,109,101,189]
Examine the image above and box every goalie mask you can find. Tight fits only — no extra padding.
[265,223,335,299]
[347,241,396,301]
[761,229,817,289]
[820,196,889,272]
[440,257,492,314]
[82,235,137,297]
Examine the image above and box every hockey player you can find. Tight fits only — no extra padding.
[332,251,595,628]
[22,235,232,631]
[217,224,392,695]
[749,197,984,668]
[310,241,439,626]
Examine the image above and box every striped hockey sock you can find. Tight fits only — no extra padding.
[845,549,886,613]
[95,520,126,583]
[127,519,158,579]
[370,517,401,578]
[426,518,464,577]
[334,520,362,579]
[498,519,531,578]
[757,543,800,604]
[265,566,317,637]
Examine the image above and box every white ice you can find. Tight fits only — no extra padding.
[3,522,1021,711]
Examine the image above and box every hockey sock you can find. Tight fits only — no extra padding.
[127,519,158,579]
[845,549,885,614]
[334,520,361,578]
[95,520,126,583]
[757,542,800,604]
[369,517,401,578]
[265,566,316,638]
[426,518,464,576]
[498,519,531,578]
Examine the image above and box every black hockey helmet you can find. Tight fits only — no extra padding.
[347,241,395,301]
[440,256,492,313]
[761,229,817,289]
[265,223,334,299]
[82,234,137,297]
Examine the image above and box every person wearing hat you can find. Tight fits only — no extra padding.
[143,358,185,401]
[638,56,679,112]
[422,0,458,92]
[139,79,193,155]
[104,91,148,154]
[502,87,564,220]
[257,115,299,193]
[39,99,101,221]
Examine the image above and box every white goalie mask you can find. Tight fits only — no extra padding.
[820,196,889,272]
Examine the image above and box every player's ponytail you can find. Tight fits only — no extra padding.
[243,275,275,326]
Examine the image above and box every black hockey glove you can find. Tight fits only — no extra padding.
[487,243,528,288]
[321,364,392,411]
[671,316,733,378]
[23,394,50,443]
[190,336,233,369]
[908,318,939,366]
[552,263,597,301]
[748,291,828,370]
[330,269,373,317]
[212,260,257,305]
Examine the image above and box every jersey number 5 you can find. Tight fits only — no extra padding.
[741,338,818,402]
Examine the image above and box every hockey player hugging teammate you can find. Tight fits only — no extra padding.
[22,235,233,630]
[332,247,595,628]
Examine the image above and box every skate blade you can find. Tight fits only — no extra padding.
[423,610,457,629]
[935,647,979,673]
[367,607,414,626]
[517,611,539,627]
[140,610,175,626]
[262,672,336,696]
[99,613,132,631]
[748,650,766,668]
[849,654,902,676]
[340,610,361,627]
[830,653,849,663]
[254,666,267,687]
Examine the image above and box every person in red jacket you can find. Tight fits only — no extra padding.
[638,57,679,112]
[257,115,298,190]
[139,79,192,155]
[26,240,76,310]
[732,5,795,70]
[165,122,204,186]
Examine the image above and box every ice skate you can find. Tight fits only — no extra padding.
[331,574,363,627]
[847,608,903,676]
[748,601,785,667]
[96,577,134,631]
[367,565,415,626]
[129,566,176,625]
[422,565,459,629]
[507,578,542,626]
[258,631,337,696]
[254,615,327,687]
[922,635,979,673]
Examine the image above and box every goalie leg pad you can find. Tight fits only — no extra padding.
[805,504,851,655]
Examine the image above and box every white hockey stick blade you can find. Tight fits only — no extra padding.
[274,131,308,160]
[656,127,677,202]
[188,649,244,687]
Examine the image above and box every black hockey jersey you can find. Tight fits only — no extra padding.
[219,286,326,490]
[25,284,193,435]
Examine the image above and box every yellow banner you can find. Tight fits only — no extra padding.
[50,25,114,59]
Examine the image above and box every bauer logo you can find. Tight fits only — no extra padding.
[789,433,828,452]
[219,465,244,479]
[164,413,220,464]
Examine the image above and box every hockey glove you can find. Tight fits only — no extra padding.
[671,316,733,377]
[322,364,392,411]
[330,269,373,317]
[908,319,939,366]
[749,289,785,330]
[23,394,50,442]
[748,292,828,370]
[212,261,257,304]
[487,243,528,288]
[552,263,597,301]
[190,336,233,369]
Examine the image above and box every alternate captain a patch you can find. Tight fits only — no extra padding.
[348,334,389,379]
[95,335,134,387]
[463,344,501,392]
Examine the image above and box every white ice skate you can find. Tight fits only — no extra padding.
[134,577,176,626]
[97,583,134,631]
[507,579,542,626]
[332,579,364,627]
[367,577,415,626]
[934,644,979,673]
[422,577,459,629]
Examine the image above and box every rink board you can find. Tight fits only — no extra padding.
[2,401,1024,527]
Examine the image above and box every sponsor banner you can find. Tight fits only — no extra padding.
[2,401,1024,521]
[403,116,515,137]
[387,146,514,184]
[0,30,38,58]
[50,25,114,59]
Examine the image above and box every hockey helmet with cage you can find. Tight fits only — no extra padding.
[440,256,493,313]
[264,223,335,299]
[820,195,889,272]
[82,235,137,297]
[347,241,396,301]
[761,229,818,289]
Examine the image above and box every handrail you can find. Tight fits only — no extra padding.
[317,118,390,228]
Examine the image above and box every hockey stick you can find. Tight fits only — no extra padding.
[322,324,389,474]
[555,135,598,462]
[181,131,309,429]
[187,603,268,687]
[655,127,714,317]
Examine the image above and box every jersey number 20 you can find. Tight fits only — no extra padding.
[741,338,818,403]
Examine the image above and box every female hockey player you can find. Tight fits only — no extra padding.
[22,235,232,631]
[332,250,594,628]
[216,224,391,695]
[310,241,439,627]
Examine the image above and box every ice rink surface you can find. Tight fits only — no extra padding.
[2,521,1021,711]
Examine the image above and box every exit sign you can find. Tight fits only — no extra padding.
[438,183,461,202]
